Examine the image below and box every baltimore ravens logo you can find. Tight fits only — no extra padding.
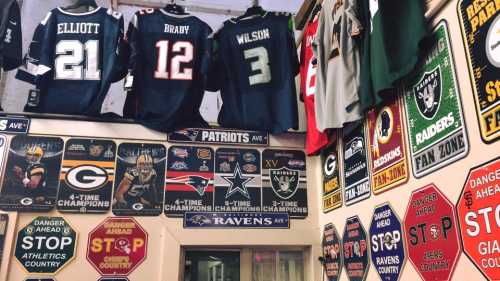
[414,66,442,119]
[189,214,212,226]
[168,175,211,196]
[270,167,299,199]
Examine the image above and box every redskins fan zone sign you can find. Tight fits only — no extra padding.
[0,135,64,212]
[366,97,408,194]
[403,21,469,178]
[456,157,500,280]
[322,223,342,281]
[322,143,342,212]
[57,139,117,213]
[458,0,500,143]
[87,217,148,276]
[343,216,369,281]
[404,184,461,281]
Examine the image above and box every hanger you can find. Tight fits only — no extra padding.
[164,0,187,15]
[62,0,98,12]
[236,0,266,21]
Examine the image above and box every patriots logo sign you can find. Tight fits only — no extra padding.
[270,167,299,200]
[169,175,210,196]
[175,129,199,141]
[414,66,442,119]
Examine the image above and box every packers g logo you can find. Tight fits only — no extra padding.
[65,165,108,191]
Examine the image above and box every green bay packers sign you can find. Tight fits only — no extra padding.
[343,124,371,206]
[57,139,117,213]
[322,143,342,213]
[403,21,469,178]
[112,143,166,216]
[262,149,307,219]
[367,97,408,194]
[14,216,77,274]
[458,0,500,143]
[0,136,64,212]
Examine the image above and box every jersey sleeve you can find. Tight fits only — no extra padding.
[2,0,22,71]
[286,15,300,76]
[205,27,224,92]
[15,22,46,84]
[111,13,128,82]
[124,13,141,90]
[345,0,363,38]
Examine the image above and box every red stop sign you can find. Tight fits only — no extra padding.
[403,184,461,281]
[87,217,148,276]
[457,157,500,281]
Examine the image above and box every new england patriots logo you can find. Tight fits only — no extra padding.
[175,129,199,141]
[168,175,211,196]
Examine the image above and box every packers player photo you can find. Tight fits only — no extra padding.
[0,136,64,212]
[113,143,166,216]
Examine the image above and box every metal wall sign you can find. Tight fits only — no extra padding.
[0,117,30,134]
[403,21,469,178]
[98,278,129,281]
[57,139,117,213]
[164,146,215,217]
[214,148,262,212]
[458,1,500,143]
[366,97,409,194]
[112,143,166,216]
[262,149,308,218]
[0,136,64,212]
[168,128,269,146]
[343,124,371,206]
[322,223,342,281]
[184,212,289,229]
[456,157,500,280]
[404,184,461,281]
[369,203,406,281]
[322,143,342,213]
[343,216,369,281]
[14,216,77,274]
[0,135,7,174]
[24,278,56,281]
[87,217,148,276]
[0,214,8,268]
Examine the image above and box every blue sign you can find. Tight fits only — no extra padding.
[0,117,30,134]
[98,278,129,281]
[369,203,405,281]
[168,128,269,146]
[184,212,289,229]
[24,278,56,281]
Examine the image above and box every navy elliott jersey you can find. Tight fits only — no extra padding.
[0,0,22,71]
[210,12,300,133]
[17,7,126,116]
[125,9,212,132]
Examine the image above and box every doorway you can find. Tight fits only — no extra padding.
[184,250,241,281]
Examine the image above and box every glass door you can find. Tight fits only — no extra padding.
[184,250,240,281]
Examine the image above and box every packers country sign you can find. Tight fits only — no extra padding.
[458,0,500,143]
[403,21,469,178]
[87,217,148,276]
[367,97,409,194]
[322,223,342,281]
[322,143,342,212]
[456,157,500,280]
[14,216,77,274]
[404,184,461,281]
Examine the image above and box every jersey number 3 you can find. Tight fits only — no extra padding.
[155,40,193,80]
[244,46,271,86]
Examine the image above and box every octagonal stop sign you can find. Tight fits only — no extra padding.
[457,157,500,280]
[404,184,461,281]
[87,217,148,276]
[343,216,369,281]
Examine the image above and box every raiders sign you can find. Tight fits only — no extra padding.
[403,21,469,178]
[164,146,215,217]
[262,149,307,219]
[112,143,166,216]
[458,0,499,143]
[57,139,117,213]
[322,142,342,213]
[0,135,64,212]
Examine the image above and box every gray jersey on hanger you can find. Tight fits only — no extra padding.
[312,0,363,131]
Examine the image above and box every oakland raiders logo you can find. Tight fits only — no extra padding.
[270,167,299,199]
[414,66,442,119]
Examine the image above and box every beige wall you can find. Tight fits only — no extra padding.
[317,2,500,281]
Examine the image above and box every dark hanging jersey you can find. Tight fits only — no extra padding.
[17,7,126,116]
[125,9,212,132]
[210,12,300,134]
[0,0,22,71]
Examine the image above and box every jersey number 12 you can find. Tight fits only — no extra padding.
[155,40,193,80]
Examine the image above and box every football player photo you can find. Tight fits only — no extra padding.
[113,143,166,216]
[0,135,64,212]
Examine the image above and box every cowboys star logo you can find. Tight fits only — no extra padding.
[221,163,252,199]
[270,167,299,200]
[414,66,442,119]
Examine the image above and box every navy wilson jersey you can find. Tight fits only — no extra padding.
[17,7,126,116]
[125,9,212,132]
[211,12,300,133]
